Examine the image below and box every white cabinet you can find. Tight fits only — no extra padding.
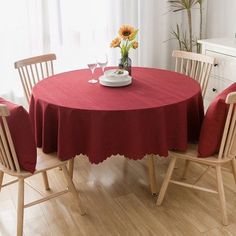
[198,38,236,107]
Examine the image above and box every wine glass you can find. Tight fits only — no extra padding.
[87,62,98,83]
[97,53,108,74]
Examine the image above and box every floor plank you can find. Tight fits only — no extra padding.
[0,155,236,235]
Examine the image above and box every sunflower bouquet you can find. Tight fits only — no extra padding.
[110,25,138,74]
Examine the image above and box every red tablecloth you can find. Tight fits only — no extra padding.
[29,67,204,163]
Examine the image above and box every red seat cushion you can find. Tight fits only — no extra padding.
[198,83,236,157]
[0,98,36,173]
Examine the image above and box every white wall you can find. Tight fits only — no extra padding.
[206,0,236,38]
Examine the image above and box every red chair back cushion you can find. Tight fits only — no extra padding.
[0,98,36,172]
[198,83,236,157]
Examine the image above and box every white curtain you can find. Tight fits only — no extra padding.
[48,0,174,71]
[0,1,42,105]
[0,0,176,105]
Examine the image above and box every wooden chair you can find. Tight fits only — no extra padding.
[0,104,85,236]
[156,91,236,226]
[14,54,56,104]
[172,50,215,98]
[14,54,57,189]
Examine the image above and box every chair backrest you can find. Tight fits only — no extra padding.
[15,54,56,104]
[218,92,236,160]
[172,50,215,98]
[0,104,21,172]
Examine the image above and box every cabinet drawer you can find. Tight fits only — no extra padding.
[206,50,236,82]
[205,76,234,102]
[205,76,220,102]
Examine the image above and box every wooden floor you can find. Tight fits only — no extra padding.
[1,155,236,235]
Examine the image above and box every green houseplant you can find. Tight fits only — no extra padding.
[169,0,204,52]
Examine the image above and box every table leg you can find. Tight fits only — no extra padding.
[68,158,75,179]
[147,154,158,195]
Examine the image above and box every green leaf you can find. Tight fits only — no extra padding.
[168,0,198,12]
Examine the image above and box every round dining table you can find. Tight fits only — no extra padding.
[29,67,204,164]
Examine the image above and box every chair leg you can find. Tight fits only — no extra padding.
[68,158,74,179]
[17,178,24,236]
[181,160,190,180]
[42,171,50,190]
[147,155,158,195]
[0,171,4,192]
[156,157,177,206]
[61,164,85,215]
[231,158,236,184]
[215,165,228,226]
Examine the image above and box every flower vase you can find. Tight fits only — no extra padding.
[118,55,132,76]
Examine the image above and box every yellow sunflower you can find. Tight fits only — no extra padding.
[110,37,121,48]
[118,25,135,40]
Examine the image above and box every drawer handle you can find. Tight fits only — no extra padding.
[214,63,218,67]
[212,88,217,92]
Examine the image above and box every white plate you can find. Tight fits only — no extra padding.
[99,75,132,87]
[104,69,128,78]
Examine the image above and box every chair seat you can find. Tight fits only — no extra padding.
[35,149,67,172]
[169,143,233,165]
[0,148,67,177]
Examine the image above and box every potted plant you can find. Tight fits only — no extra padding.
[168,0,204,52]
[110,25,138,75]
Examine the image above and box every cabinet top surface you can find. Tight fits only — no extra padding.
[198,38,236,50]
